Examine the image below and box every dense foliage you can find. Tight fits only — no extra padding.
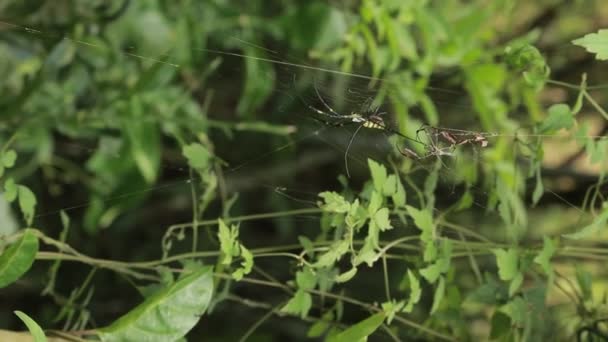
[1,0,608,341]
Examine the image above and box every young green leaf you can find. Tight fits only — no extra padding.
[403,270,421,313]
[371,208,393,232]
[493,248,519,281]
[18,185,37,226]
[4,178,17,202]
[405,205,434,240]
[573,29,608,60]
[508,272,523,297]
[368,159,387,192]
[232,244,253,281]
[217,219,238,265]
[539,104,574,134]
[318,192,350,213]
[0,229,39,288]
[307,311,333,338]
[327,312,385,342]
[14,311,46,342]
[314,239,349,268]
[335,267,357,283]
[381,300,404,324]
[534,236,557,275]
[563,204,608,240]
[1,149,17,168]
[392,176,406,208]
[430,276,446,314]
[98,266,214,342]
[124,106,161,184]
[296,267,317,291]
[354,235,380,267]
[382,175,397,197]
[280,289,312,319]
[183,143,211,170]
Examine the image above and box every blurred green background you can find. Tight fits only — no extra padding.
[1,0,608,340]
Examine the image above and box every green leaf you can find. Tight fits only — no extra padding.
[367,191,383,215]
[307,311,333,338]
[14,311,46,342]
[405,205,434,240]
[539,104,574,134]
[573,29,608,60]
[98,266,214,342]
[0,229,38,288]
[392,176,406,208]
[534,236,556,275]
[280,289,312,319]
[4,178,17,202]
[532,169,544,206]
[314,240,349,268]
[335,267,357,283]
[372,208,393,232]
[381,300,404,324]
[508,272,523,297]
[563,204,608,240]
[217,219,238,265]
[124,103,161,184]
[1,150,17,168]
[368,159,387,192]
[328,312,385,342]
[183,143,211,170]
[403,270,421,313]
[489,310,511,339]
[430,276,446,314]
[232,244,253,281]
[493,248,519,281]
[354,235,380,267]
[18,185,37,226]
[296,268,318,290]
[420,262,442,284]
[318,192,350,213]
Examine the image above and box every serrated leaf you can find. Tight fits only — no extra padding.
[1,150,17,168]
[183,143,211,170]
[534,236,556,275]
[430,276,445,314]
[368,159,387,192]
[0,229,38,288]
[573,29,608,60]
[18,185,37,226]
[381,300,404,324]
[354,236,380,267]
[98,266,213,342]
[392,177,406,208]
[493,248,519,281]
[232,244,253,281]
[318,192,350,213]
[403,270,421,313]
[327,312,385,342]
[335,267,357,283]
[508,272,523,297]
[405,205,433,240]
[367,191,383,215]
[4,178,17,202]
[372,208,393,231]
[296,268,317,290]
[280,289,312,319]
[217,219,238,265]
[563,205,608,240]
[314,240,349,268]
[420,261,442,284]
[382,175,397,197]
[14,311,46,342]
[539,104,574,134]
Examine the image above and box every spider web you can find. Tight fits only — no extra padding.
[0,18,605,242]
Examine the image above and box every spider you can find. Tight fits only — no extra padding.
[304,84,420,177]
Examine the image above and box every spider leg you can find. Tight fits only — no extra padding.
[344,124,365,178]
[313,82,341,116]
